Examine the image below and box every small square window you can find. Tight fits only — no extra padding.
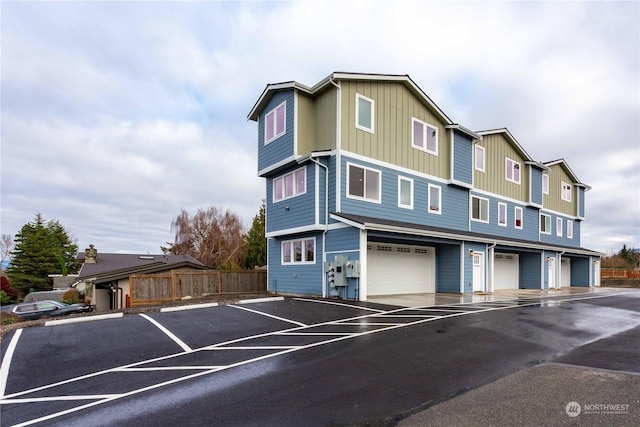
[348,163,381,203]
[355,93,374,133]
[471,196,489,222]
[412,118,438,155]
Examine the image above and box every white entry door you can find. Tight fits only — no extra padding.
[548,258,556,288]
[472,253,484,292]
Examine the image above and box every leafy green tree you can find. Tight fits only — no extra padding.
[243,200,266,269]
[6,214,79,296]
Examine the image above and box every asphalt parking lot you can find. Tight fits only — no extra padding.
[1,289,639,426]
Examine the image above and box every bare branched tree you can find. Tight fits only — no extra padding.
[170,207,247,269]
[1,234,12,270]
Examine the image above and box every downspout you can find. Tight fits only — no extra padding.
[310,155,329,298]
[558,250,565,288]
[329,77,341,213]
[487,241,497,293]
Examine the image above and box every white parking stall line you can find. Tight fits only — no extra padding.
[120,367,224,372]
[230,304,307,327]
[334,322,406,326]
[238,297,285,304]
[4,394,121,403]
[293,297,386,312]
[161,302,219,312]
[274,332,354,336]
[0,329,22,397]
[214,346,301,350]
[139,314,192,353]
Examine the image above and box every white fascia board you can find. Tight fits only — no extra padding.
[476,128,533,162]
[445,124,482,141]
[329,213,366,230]
[248,81,313,121]
[258,155,298,176]
[265,224,327,238]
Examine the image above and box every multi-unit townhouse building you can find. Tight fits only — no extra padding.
[248,72,602,300]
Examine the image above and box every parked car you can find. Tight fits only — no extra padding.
[9,300,92,321]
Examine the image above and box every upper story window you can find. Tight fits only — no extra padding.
[471,195,489,223]
[542,174,549,194]
[273,167,306,202]
[567,220,574,239]
[556,217,563,237]
[428,184,441,214]
[475,145,485,172]
[505,158,521,184]
[561,181,572,202]
[398,176,414,209]
[347,163,380,203]
[355,93,374,133]
[282,237,315,264]
[412,118,438,155]
[265,101,286,144]
[498,202,507,227]
[514,206,523,229]
[540,213,551,234]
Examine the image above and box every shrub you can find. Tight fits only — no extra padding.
[62,289,81,304]
[1,312,21,325]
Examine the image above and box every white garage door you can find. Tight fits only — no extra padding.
[561,258,571,287]
[494,253,519,290]
[367,243,435,295]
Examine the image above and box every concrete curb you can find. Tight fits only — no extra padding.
[160,302,219,313]
[44,313,123,326]
[237,296,284,304]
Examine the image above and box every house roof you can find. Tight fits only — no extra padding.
[247,72,456,127]
[476,128,534,162]
[76,252,209,283]
[330,212,603,257]
[543,158,591,189]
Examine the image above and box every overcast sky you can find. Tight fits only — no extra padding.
[1,1,638,256]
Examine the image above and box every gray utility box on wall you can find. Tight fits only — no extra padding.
[325,255,349,288]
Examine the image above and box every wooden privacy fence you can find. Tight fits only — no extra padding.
[130,270,267,306]
[601,269,640,279]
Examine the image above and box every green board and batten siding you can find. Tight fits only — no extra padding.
[296,88,338,155]
[544,164,577,216]
[473,133,529,202]
[339,81,450,180]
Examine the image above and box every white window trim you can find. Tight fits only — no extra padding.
[561,181,572,202]
[411,117,438,155]
[556,217,563,237]
[398,176,414,209]
[540,213,551,234]
[281,237,316,265]
[471,195,490,223]
[355,93,374,134]
[567,220,574,239]
[498,202,507,227]
[475,145,485,172]
[514,206,523,230]
[505,158,521,185]
[264,101,286,144]
[428,183,442,214]
[346,162,381,203]
[542,174,549,195]
[273,167,306,203]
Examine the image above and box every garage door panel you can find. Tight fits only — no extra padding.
[494,253,519,290]
[367,244,435,295]
[561,258,571,287]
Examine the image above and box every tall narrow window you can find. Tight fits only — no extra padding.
[514,206,523,229]
[398,177,413,209]
[561,181,572,202]
[498,202,507,226]
[542,174,549,194]
[567,220,573,239]
[506,158,521,184]
[265,101,286,144]
[556,217,563,237]
[412,117,438,155]
[540,214,551,234]
[475,145,485,172]
[355,93,374,133]
[471,196,489,222]
[428,184,441,214]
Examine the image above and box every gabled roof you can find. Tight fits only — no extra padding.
[543,158,590,189]
[476,128,533,161]
[248,72,455,126]
[76,252,208,283]
[331,212,603,257]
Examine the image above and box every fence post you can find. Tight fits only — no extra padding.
[217,271,221,294]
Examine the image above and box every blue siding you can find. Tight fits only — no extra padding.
[530,167,543,206]
[463,242,486,293]
[340,156,469,231]
[326,227,360,253]
[578,187,586,218]
[266,164,317,233]
[453,132,473,185]
[519,252,541,289]
[538,212,580,248]
[267,233,324,295]
[436,244,461,293]
[542,250,558,289]
[571,257,590,286]
[469,192,538,242]
[258,91,295,172]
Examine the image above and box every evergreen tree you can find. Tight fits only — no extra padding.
[244,200,266,269]
[6,214,79,296]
